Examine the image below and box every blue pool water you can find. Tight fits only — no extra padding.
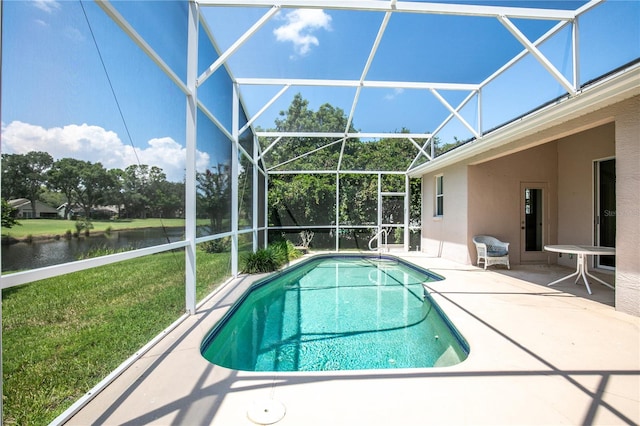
[201,255,469,371]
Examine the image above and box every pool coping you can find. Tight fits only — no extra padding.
[66,253,640,425]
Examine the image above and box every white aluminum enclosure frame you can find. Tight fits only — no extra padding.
[0,1,621,422]
[195,0,604,255]
[0,0,606,289]
[198,0,604,176]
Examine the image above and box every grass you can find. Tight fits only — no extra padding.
[2,218,188,240]
[2,248,231,425]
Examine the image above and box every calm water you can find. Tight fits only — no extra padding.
[1,227,184,272]
[201,255,469,372]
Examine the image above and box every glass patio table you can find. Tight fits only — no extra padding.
[544,245,615,294]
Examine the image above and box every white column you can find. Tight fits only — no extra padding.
[335,172,340,251]
[252,135,259,251]
[404,174,410,252]
[231,84,240,276]
[572,17,580,91]
[184,1,199,314]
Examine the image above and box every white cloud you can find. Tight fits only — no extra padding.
[384,88,405,101]
[32,0,61,14]
[64,26,85,43]
[1,121,210,182]
[273,9,332,56]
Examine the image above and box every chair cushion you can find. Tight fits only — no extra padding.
[487,246,508,257]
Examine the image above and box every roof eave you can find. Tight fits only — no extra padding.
[407,62,640,178]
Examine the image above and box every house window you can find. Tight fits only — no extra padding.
[435,175,444,216]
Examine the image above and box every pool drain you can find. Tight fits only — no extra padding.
[247,398,286,425]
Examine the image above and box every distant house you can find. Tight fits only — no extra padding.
[8,198,59,219]
[57,203,119,220]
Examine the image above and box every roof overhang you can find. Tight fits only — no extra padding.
[407,61,640,178]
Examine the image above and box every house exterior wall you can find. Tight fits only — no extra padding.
[556,123,615,268]
[421,163,470,264]
[615,96,640,316]
[468,143,558,265]
[12,200,59,219]
[419,94,639,316]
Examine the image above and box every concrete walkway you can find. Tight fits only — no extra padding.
[68,255,639,425]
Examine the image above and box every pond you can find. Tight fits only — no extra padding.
[1,227,185,273]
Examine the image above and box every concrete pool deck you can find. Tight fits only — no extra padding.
[67,254,640,425]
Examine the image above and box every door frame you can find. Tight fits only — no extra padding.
[520,182,549,263]
[593,156,616,270]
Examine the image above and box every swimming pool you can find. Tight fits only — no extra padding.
[201,254,469,372]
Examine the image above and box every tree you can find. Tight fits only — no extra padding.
[264,95,425,241]
[197,163,230,233]
[1,152,53,218]
[268,174,335,227]
[1,198,19,228]
[120,165,148,218]
[74,161,116,219]
[47,157,85,219]
[266,93,357,170]
[105,168,127,218]
[118,165,182,219]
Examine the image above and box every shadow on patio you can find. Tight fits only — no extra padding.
[67,256,638,426]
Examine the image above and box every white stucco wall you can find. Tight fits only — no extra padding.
[556,123,615,268]
[468,142,558,265]
[421,163,470,264]
[614,96,640,316]
[419,94,640,317]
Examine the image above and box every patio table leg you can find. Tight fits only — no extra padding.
[548,269,581,287]
[584,261,615,290]
[548,253,592,294]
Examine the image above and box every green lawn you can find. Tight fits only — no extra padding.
[2,218,187,240]
[2,249,231,425]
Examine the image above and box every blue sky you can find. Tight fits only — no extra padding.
[2,0,638,180]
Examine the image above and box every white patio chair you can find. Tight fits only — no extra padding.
[473,235,510,270]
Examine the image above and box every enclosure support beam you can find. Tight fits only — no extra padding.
[258,136,283,161]
[572,18,580,91]
[377,173,382,245]
[257,131,433,139]
[346,9,393,133]
[199,0,576,21]
[253,135,259,252]
[404,174,410,252]
[264,170,269,249]
[335,173,340,251]
[184,0,199,315]
[239,84,291,136]
[198,6,279,86]
[498,15,576,95]
[430,88,480,139]
[231,84,240,277]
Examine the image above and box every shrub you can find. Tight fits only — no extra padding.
[75,219,94,236]
[394,227,403,244]
[241,248,279,273]
[284,240,302,261]
[241,240,302,274]
[201,237,231,254]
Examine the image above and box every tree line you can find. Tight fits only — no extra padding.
[264,94,431,229]
[1,94,458,234]
[0,150,248,236]
[1,152,185,222]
